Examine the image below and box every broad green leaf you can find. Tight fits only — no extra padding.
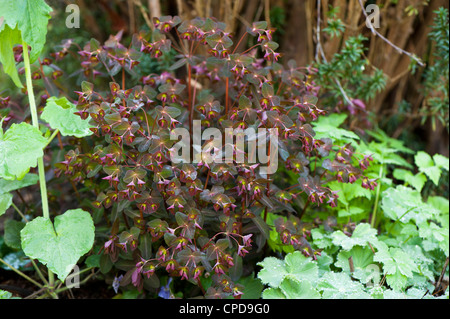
[257,257,287,287]
[85,254,101,268]
[0,123,47,180]
[428,196,449,214]
[338,206,365,218]
[20,209,95,281]
[0,24,23,87]
[386,271,408,291]
[278,277,321,299]
[257,251,319,288]
[0,192,13,216]
[415,151,441,185]
[374,242,418,291]
[0,173,38,194]
[316,252,333,276]
[262,287,286,299]
[312,113,359,142]
[335,246,375,282]
[418,222,449,256]
[401,245,434,283]
[235,274,263,299]
[393,169,427,192]
[310,228,333,250]
[1,0,52,63]
[331,223,378,250]
[284,251,319,282]
[366,129,414,154]
[317,272,370,298]
[4,219,25,249]
[328,181,372,206]
[381,186,438,224]
[433,154,449,171]
[41,96,94,137]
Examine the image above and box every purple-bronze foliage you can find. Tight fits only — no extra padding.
[54,17,374,298]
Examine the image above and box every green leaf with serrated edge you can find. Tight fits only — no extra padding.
[1,0,52,63]
[415,151,441,185]
[393,169,427,192]
[373,242,418,290]
[316,252,333,276]
[381,186,438,224]
[284,251,319,283]
[20,209,95,281]
[428,196,449,214]
[433,154,449,171]
[386,271,408,292]
[0,25,23,87]
[318,272,370,299]
[4,219,25,249]
[257,257,287,287]
[262,287,286,299]
[0,173,38,194]
[0,123,47,180]
[335,246,374,282]
[331,223,378,250]
[311,228,333,250]
[418,221,449,256]
[279,277,321,299]
[0,192,13,216]
[41,96,93,137]
[257,251,319,289]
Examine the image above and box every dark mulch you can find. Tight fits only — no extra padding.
[0,267,115,299]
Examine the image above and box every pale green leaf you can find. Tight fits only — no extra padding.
[0,173,38,194]
[335,246,375,282]
[0,192,13,216]
[433,154,449,171]
[415,151,442,185]
[317,272,370,298]
[20,209,95,281]
[381,186,439,224]
[279,277,321,299]
[1,0,52,62]
[284,251,319,282]
[257,257,287,288]
[331,223,378,250]
[374,242,418,290]
[257,251,319,288]
[262,287,286,299]
[0,24,23,87]
[393,169,427,192]
[0,123,47,180]
[41,96,94,137]
[427,196,449,214]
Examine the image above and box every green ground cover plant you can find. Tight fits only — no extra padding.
[0,0,448,300]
